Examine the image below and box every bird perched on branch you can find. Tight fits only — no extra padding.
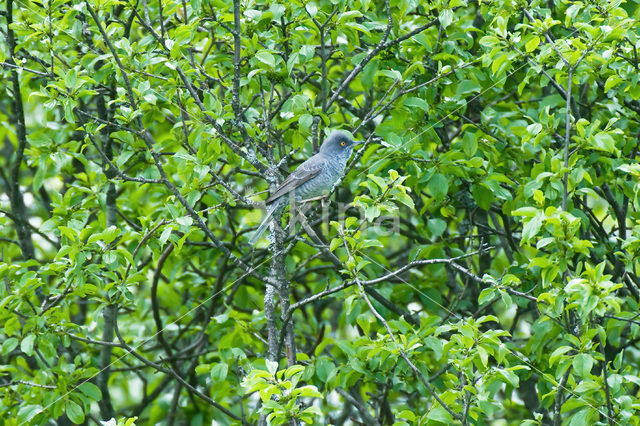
[249,131,359,244]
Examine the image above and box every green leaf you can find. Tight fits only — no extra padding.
[398,410,415,421]
[65,399,85,424]
[478,287,496,305]
[461,132,477,157]
[21,334,36,356]
[33,154,47,192]
[569,408,592,426]
[427,173,448,201]
[315,358,335,382]
[471,184,494,210]
[211,363,229,382]
[17,405,43,424]
[265,359,278,376]
[368,174,387,190]
[256,51,276,68]
[344,21,371,35]
[604,75,622,92]
[498,369,519,387]
[549,346,573,366]
[262,399,283,410]
[491,52,511,75]
[427,406,453,423]
[477,345,489,367]
[103,251,118,266]
[572,353,593,378]
[423,336,443,360]
[521,213,544,242]
[299,113,313,130]
[284,364,305,379]
[439,9,454,28]
[287,51,299,75]
[2,337,19,356]
[345,216,358,229]
[427,218,446,239]
[338,10,363,21]
[78,382,102,401]
[527,123,542,136]
[364,205,381,221]
[395,191,415,209]
[403,97,430,112]
[195,364,211,375]
[294,385,322,398]
[525,35,540,52]
[479,35,500,47]
[65,68,78,90]
[592,133,615,152]
[456,79,482,96]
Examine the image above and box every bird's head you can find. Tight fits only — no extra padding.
[319,131,358,156]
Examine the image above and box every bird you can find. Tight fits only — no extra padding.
[249,131,359,244]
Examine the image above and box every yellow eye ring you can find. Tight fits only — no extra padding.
[340,141,346,146]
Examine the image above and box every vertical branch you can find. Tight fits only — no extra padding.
[261,271,279,426]
[151,244,175,356]
[460,375,471,426]
[98,303,116,418]
[262,209,297,422]
[5,0,35,263]
[158,0,166,38]
[96,86,117,420]
[277,243,296,366]
[319,22,328,112]
[597,335,615,426]
[259,78,275,163]
[522,8,592,212]
[306,6,337,112]
[265,211,296,365]
[232,0,242,119]
[280,16,290,63]
[264,280,279,361]
[47,0,54,76]
[86,3,137,110]
[562,67,572,211]
[553,368,570,426]
[231,0,255,153]
[306,8,337,152]
[271,202,297,366]
[311,116,320,153]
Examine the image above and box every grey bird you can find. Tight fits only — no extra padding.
[249,131,359,244]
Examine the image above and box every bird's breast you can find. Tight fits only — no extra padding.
[304,158,346,197]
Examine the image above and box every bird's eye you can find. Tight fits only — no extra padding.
[340,141,346,146]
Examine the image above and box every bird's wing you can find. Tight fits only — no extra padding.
[266,156,324,203]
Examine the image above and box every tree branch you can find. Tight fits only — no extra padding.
[5,0,35,264]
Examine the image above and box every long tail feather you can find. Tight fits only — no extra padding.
[249,202,279,244]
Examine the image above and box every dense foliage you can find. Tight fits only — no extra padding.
[3,0,640,424]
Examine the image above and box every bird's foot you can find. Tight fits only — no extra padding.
[300,195,325,203]
[300,194,331,206]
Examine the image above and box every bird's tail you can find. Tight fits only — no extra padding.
[249,201,280,245]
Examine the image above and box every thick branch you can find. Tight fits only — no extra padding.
[6,0,35,263]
